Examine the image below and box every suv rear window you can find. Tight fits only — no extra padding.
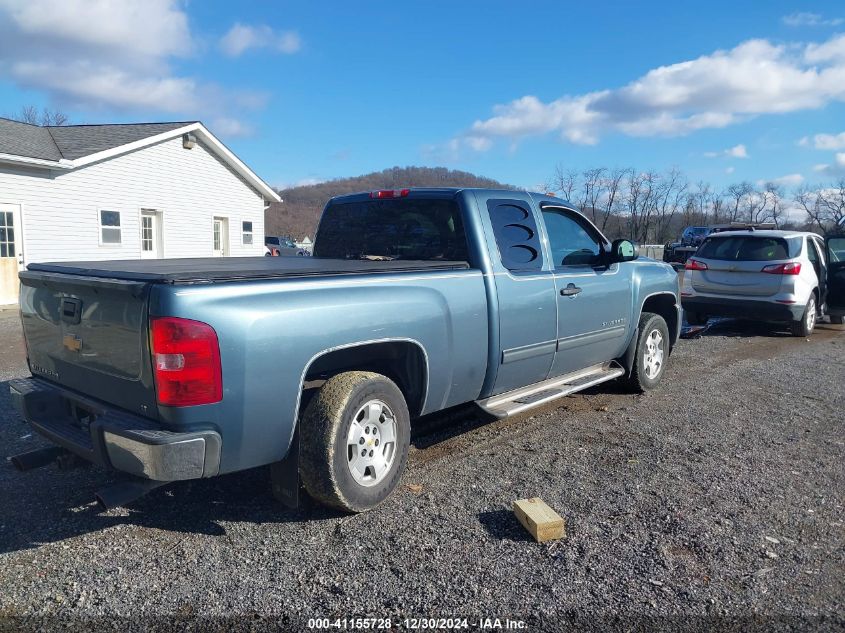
[314,198,469,261]
[696,235,798,261]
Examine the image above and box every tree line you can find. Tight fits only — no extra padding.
[544,165,845,244]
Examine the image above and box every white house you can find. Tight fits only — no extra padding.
[0,119,280,304]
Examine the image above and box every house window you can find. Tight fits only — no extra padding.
[242,221,253,245]
[0,211,15,258]
[99,210,122,244]
[141,215,154,252]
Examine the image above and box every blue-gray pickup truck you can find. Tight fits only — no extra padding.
[10,188,680,512]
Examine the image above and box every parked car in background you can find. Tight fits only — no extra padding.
[265,236,308,256]
[681,226,711,247]
[681,230,845,334]
[664,223,775,265]
[10,187,679,513]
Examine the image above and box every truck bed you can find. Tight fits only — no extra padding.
[26,257,471,284]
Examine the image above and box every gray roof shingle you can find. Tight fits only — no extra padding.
[0,118,62,161]
[0,119,197,162]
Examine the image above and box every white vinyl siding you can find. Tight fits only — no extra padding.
[0,135,266,265]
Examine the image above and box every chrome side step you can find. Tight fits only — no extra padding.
[476,362,625,419]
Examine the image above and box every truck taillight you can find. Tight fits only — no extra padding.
[370,189,410,199]
[685,259,708,271]
[150,317,222,407]
[761,262,801,275]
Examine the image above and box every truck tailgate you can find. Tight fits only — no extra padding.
[19,271,158,417]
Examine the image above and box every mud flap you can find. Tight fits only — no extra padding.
[270,426,300,509]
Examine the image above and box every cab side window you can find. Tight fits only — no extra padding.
[541,208,602,268]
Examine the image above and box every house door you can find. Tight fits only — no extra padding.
[140,210,162,259]
[0,203,23,305]
[212,217,229,257]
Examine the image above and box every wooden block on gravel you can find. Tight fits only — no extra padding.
[513,498,566,542]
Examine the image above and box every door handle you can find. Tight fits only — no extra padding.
[560,283,582,297]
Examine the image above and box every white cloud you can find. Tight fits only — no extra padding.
[706,143,748,159]
[813,152,845,176]
[782,12,843,27]
[725,166,735,174]
[0,0,261,136]
[0,0,193,60]
[220,23,301,57]
[758,173,804,187]
[450,34,845,152]
[726,144,748,158]
[806,131,845,150]
[210,117,254,138]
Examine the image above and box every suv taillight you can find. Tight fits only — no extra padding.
[150,317,222,407]
[761,262,801,275]
[685,258,708,271]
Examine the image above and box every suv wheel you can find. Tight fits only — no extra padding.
[831,315,844,325]
[791,295,817,337]
[626,312,670,392]
[299,371,410,513]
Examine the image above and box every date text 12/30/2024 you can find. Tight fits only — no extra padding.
[307,618,528,630]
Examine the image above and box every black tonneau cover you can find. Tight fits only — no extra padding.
[26,257,471,284]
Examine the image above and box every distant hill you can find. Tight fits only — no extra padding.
[265,166,514,239]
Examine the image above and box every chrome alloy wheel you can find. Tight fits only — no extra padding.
[806,297,816,332]
[346,399,397,487]
[643,329,665,380]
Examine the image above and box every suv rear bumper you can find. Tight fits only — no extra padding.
[681,296,804,322]
[9,377,221,481]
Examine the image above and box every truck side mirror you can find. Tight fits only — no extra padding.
[611,239,639,263]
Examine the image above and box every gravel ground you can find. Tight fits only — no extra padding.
[0,305,843,632]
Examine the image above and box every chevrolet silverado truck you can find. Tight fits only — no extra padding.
[10,188,680,512]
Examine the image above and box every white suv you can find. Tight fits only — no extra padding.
[681,230,845,336]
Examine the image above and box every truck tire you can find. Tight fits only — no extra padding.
[685,311,708,326]
[626,312,670,392]
[830,315,844,325]
[791,295,817,337]
[299,371,410,513]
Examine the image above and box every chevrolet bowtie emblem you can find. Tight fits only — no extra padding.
[63,334,83,352]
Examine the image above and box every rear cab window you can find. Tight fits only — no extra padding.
[314,197,469,262]
[697,235,800,261]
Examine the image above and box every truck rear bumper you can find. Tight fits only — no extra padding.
[9,377,221,481]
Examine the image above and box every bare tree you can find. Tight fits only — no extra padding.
[795,180,845,234]
[653,168,687,244]
[546,165,579,201]
[759,182,785,228]
[597,168,626,233]
[9,105,69,126]
[725,182,753,223]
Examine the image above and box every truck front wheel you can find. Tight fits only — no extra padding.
[299,371,410,512]
[626,312,670,392]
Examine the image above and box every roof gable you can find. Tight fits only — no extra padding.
[0,119,280,202]
[46,122,195,160]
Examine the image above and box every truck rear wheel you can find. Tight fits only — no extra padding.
[299,371,410,513]
[626,312,670,392]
